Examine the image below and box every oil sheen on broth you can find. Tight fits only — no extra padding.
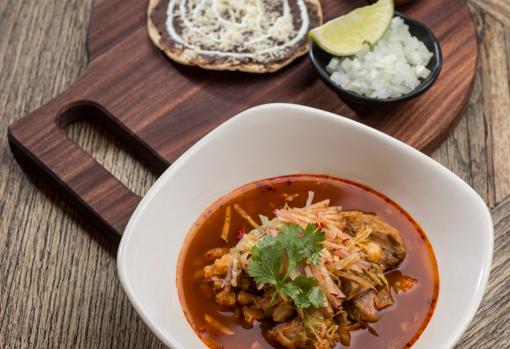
[177,175,439,349]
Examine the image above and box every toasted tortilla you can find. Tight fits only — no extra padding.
[147,0,323,73]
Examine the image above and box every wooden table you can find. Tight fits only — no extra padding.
[0,0,508,348]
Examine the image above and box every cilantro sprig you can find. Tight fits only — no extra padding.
[247,224,326,308]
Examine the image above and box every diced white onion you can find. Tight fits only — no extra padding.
[328,17,434,99]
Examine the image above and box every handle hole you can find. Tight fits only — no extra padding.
[61,104,159,197]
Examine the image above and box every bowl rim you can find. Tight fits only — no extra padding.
[117,103,493,349]
[309,12,443,105]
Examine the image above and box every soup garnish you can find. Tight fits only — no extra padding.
[178,175,439,349]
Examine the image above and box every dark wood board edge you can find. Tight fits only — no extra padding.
[421,61,478,154]
[7,95,143,236]
[8,133,122,241]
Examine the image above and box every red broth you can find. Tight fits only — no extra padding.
[177,175,439,349]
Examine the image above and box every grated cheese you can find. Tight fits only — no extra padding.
[166,0,310,60]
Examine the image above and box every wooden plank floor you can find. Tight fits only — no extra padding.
[0,0,508,348]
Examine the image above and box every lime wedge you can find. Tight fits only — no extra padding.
[309,0,394,56]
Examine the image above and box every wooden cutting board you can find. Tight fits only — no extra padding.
[8,0,478,237]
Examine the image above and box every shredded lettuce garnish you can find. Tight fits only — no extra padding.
[247,223,326,308]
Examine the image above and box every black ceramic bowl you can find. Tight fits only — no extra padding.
[309,12,443,106]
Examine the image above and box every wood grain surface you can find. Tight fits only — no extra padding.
[0,0,508,348]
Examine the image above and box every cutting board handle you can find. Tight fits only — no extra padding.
[8,77,141,237]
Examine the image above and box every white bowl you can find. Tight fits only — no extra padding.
[117,103,493,349]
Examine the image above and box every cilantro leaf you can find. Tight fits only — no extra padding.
[278,224,325,273]
[247,238,283,286]
[299,224,326,265]
[281,276,325,308]
[247,223,326,309]
[277,224,303,273]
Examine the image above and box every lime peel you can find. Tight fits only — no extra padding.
[309,0,394,57]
